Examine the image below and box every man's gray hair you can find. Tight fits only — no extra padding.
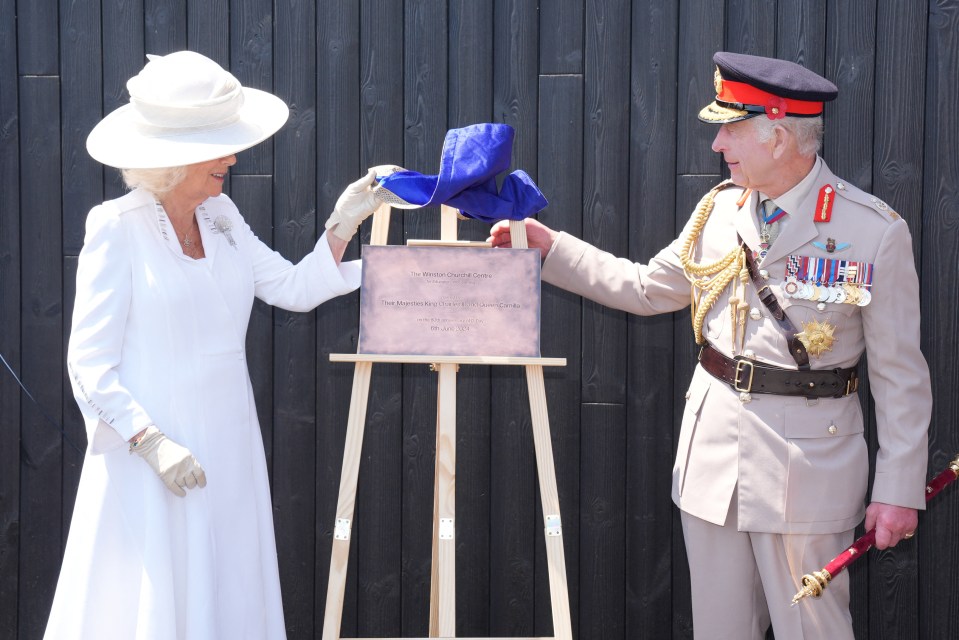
[121,166,188,198]
[751,115,824,157]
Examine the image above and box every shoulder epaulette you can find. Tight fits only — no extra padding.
[831,180,902,222]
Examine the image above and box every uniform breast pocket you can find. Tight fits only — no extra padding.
[783,396,868,523]
[781,295,857,324]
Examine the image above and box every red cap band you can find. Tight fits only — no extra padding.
[718,79,824,119]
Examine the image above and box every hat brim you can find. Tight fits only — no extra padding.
[697,100,758,124]
[86,87,289,169]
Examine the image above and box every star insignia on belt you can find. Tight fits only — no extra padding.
[796,320,838,358]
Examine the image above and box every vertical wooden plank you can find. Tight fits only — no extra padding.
[579,403,627,639]
[401,2,448,636]
[315,1,363,635]
[627,1,681,636]
[575,39,630,640]
[446,1,498,632]
[144,0,186,54]
[187,0,229,60]
[536,73,584,640]
[447,2,496,635]
[17,75,63,640]
[724,0,775,55]
[866,2,929,638]
[676,0,725,177]
[230,0,275,176]
[273,1,318,635]
[581,0,630,398]
[540,0,585,75]
[775,0,827,72]
[60,0,104,254]
[102,0,145,200]
[0,0,21,632]
[17,0,59,75]
[489,0,538,635]
[823,0,876,189]
[919,1,959,638]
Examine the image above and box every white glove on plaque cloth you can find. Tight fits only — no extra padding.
[325,166,405,241]
[131,426,207,497]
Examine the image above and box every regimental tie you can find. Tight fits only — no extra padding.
[758,199,787,261]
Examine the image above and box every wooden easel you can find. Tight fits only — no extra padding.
[322,202,573,640]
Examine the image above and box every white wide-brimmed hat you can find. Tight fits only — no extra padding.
[86,51,289,169]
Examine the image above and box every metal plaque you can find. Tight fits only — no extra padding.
[358,245,541,357]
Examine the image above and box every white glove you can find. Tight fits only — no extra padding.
[131,426,207,497]
[324,168,380,241]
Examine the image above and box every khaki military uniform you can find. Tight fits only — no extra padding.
[541,158,931,639]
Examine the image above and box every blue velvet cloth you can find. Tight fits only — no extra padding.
[375,123,547,224]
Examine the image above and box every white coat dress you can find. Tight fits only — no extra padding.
[44,187,360,640]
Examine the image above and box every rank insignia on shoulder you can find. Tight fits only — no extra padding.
[870,196,901,220]
[814,184,835,223]
[812,238,850,253]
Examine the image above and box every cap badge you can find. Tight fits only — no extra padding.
[714,67,724,95]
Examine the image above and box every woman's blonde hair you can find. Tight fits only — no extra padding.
[121,166,188,198]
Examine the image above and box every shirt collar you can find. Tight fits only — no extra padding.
[758,155,822,215]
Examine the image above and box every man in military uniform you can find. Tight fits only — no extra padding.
[490,52,931,639]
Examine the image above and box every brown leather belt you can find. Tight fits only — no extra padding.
[698,343,859,398]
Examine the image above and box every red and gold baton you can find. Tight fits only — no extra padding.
[792,453,959,605]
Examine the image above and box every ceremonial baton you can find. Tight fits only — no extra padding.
[791,453,959,605]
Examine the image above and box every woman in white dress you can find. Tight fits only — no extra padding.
[44,51,382,640]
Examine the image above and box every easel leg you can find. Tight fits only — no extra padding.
[526,365,574,640]
[322,361,374,640]
[428,362,457,636]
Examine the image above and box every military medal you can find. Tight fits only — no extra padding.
[795,319,837,358]
[784,254,874,307]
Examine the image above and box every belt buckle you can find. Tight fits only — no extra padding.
[846,372,859,396]
[734,359,755,393]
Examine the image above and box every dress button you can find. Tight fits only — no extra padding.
[828,424,838,435]
[685,391,691,400]
[743,349,756,359]
[759,269,769,280]
[749,308,762,320]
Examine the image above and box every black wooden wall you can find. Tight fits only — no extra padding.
[2,1,957,639]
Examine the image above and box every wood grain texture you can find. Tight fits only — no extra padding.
[918,2,959,639]
[7,2,959,638]
[18,76,63,638]
[59,0,103,253]
[448,3,496,633]
[17,0,58,75]
[538,72,584,639]
[230,0,275,176]
[581,0,631,405]
[272,1,319,635]
[627,1,682,634]
[539,0,584,75]
[0,0,20,633]
[578,402,627,640]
